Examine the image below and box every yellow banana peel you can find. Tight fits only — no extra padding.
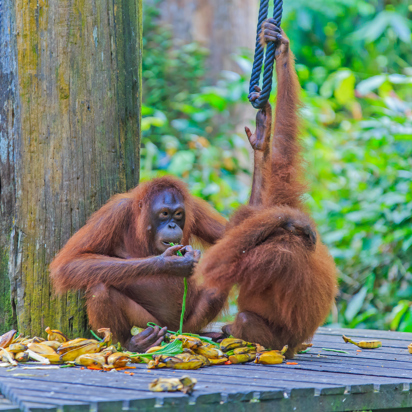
[15,352,29,362]
[60,341,101,362]
[195,346,224,359]
[75,354,106,368]
[229,353,256,364]
[255,349,286,365]
[8,343,28,353]
[342,335,382,349]
[45,327,68,343]
[220,338,251,352]
[107,352,130,368]
[0,330,17,349]
[28,343,58,356]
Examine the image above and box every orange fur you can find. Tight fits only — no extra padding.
[49,176,227,344]
[196,29,337,357]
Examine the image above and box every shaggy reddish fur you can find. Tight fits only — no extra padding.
[50,176,227,343]
[196,29,337,357]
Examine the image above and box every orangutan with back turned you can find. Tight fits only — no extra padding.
[193,20,337,358]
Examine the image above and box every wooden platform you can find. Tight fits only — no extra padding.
[2,327,412,411]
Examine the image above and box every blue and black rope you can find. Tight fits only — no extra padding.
[249,0,283,109]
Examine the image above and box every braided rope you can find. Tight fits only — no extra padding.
[249,0,283,109]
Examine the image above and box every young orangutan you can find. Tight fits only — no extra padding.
[194,20,337,357]
[50,176,227,351]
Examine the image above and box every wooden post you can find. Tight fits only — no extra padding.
[0,0,142,337]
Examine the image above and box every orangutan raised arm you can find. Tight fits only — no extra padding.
[195,21,337,358]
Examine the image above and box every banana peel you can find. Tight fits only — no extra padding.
[28,343,58,356]
[229,353,256,364]
[15,352,29,362]
[220,338,252,352]
[75,354,106,369]
[255,346,288,365]
[45,327,68,343]
[0,330,17,348]
[42,341,61,351]
[342,335,382,349]
[194,346,224,359]
[233,346,256,355]
[107,352,130,368]
[60,341,101,362]
[208,357,228,365]
[8,343,28,353]
[149,376,197,394]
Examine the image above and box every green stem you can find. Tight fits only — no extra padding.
[179,278,188,335]
[322,348,349,354]
[90,330,103,342]
[170,243,188,335]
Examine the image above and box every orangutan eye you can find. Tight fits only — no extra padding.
[175,211,183,219]
[160,211,168,218]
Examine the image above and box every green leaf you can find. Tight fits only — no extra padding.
[168,151,195,176]
[345,286,368,322]
[356,75,386,95]
[389,301,410,330]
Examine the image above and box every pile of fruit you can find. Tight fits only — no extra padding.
[143,333,288,370]
[0,327,134,370]
[0,327,289,371]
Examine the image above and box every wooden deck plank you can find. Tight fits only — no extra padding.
[2,327,412,411]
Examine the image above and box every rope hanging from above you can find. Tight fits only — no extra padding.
[249,0,283,109]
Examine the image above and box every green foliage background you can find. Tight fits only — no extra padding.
[141,0,412,330]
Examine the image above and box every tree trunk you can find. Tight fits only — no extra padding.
[157,0,258,81]
[0,0,142,337]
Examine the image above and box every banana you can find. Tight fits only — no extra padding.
[11,333,23,344]
[177,335,202,350]
[156,356,183,368]
[75,354,106,369]
[107,352,131,368]
[100,345,117,358]
[0,349,17,366]
[194,346,224,359]
[220,338,252,352]
[97,328,113,347]
[171,359,203,370]
[0,330,17,348]
[174,353,194,362]
[32,337,45,343]
[229,353,256,364]
[149,376,197,394]
[149,378,184,392]
[193,354,210,366]
[179,376,197,394]
[42,353,63,364]
[147,360,167,369]
[42,341,61,351]
[8,343,28,353]
[208,357,228,365]
[15,352,29,362]
[146,346,163,354]
[342,335,382,349]
[233,346,256,355]
[45,327,68,343]
[28,342,58,355]
[57,338,89,354]
[254,349,285,365]
[60,341,101,362]
[174,353,209,366]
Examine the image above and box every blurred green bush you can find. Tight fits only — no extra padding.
[141,0,412,330]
